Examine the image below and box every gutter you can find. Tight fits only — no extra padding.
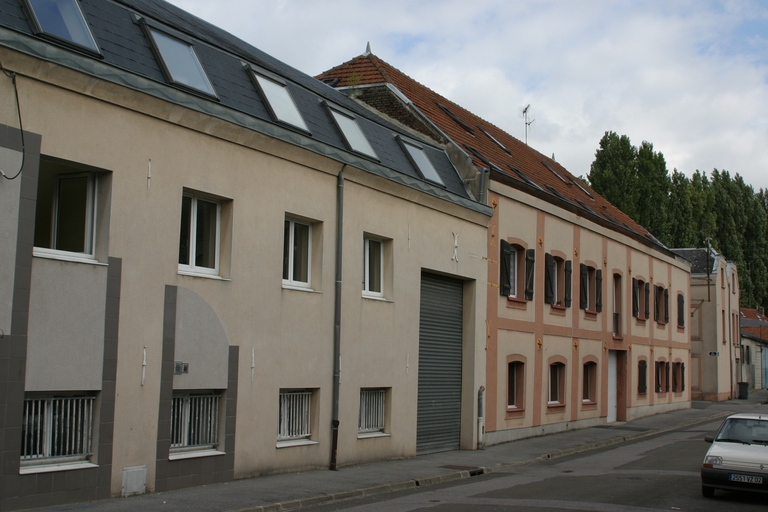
[330,165,345,470]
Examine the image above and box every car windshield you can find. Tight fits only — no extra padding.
[716,418,768,445]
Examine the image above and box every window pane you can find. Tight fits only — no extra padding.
[550,365,558,402]
[330,110,377,158]
[292,222,310,283]
[149,28,215,96]
[178,196,192,265]
[255,75,308,131]
[28,0,99,52]
[194,199,217,269]
[509,247,517,297]
[283,220,291,280]
[403,142,445,185]
[54,175,88,253]
[367,239,382,293]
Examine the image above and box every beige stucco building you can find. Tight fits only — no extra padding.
[0,1,492,509]
[318,50,692,447]
[673,248,740,401]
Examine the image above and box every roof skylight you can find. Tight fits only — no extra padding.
[437,103,474,135]
[464,144,491,167]
[398,137,445,186]
[570,177,594,199]
[509,166,543,191]
[327,105,378,159]
[478,127,511,155]
[247,65,309,132]
[542,161,567,184]
[143,24,217,97]
[23,0,100,54]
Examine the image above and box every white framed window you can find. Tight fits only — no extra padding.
[141,21,217,97]
[247,65,309,132]
[582,362,597,403]
[326,104,378,159]
[363,237,383,297]
[21,395,95,465]
[178,194,220,276]
[170,392,221,452]
[23,0,100,54]
[508,245,518,298]
[283,218,311,287]
[358,388,386,434]
[278,390,312,442]
[549,363,565,404]
[507,360,524,410]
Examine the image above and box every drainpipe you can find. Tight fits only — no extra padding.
[330,165,345,471]
[477,385,485,449]
[479,168,488,205]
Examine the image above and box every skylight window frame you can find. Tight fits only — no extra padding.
[323,102,379,160]
[22,0,102,57]
[570,177,594,199]
[436,103,474,135]
[396,135,446,187]
[542,161,567,184]
[478,127,511,155]
[508,165,543,192]
[244,63,310,134]
[138,17,218,99]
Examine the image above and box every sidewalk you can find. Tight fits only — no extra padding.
[36,390,768,512]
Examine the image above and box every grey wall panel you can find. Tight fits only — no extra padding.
[172,286,229,390]
[0,145,23,336]
[26,258,107,391]
[417,272,463,454]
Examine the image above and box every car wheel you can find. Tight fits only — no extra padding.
[702,485,715,498]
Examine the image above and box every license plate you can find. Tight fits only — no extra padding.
[729,474,763,484]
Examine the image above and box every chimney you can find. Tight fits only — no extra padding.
[759,306,765,316]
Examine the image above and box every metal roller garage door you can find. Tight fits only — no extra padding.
[417,272,463,454]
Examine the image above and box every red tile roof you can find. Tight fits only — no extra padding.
[317,53,656,244]
[741,308,768,342]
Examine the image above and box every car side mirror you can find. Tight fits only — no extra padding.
[704,435,714,443]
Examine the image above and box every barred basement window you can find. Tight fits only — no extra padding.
[278,390,311,440]
[170,393,220,451]
[358,388,386,434]
[21,395,94,464]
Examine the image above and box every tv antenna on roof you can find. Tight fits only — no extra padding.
[520,104,535,145]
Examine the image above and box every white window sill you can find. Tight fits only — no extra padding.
[20,461,98,475]
[168,448,225,461]
[282,284,321,293]
[357,432,390,439]
[33,248,106,266]
[276,438,319,449]
[177,269,230,281]
[362,294,392,302]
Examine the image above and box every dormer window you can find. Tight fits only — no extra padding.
[246,65,309,132]
[326,104,378,159]
[397,136,445,186]
[23,0,100,54]
[141,21,217,97]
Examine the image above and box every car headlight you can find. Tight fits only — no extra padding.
[704,455,723,467]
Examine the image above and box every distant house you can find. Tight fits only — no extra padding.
[318,50,692,446]
[672,248,740,400]
[0,1,492,509]
[740,307,768,390]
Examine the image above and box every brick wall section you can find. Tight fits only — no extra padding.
[155,286,238,493]
[0,124,120,511]
[354,87,445,143]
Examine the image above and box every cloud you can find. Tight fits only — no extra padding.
[167,0,768,189]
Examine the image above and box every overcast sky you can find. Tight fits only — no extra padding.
[167,0,768,191]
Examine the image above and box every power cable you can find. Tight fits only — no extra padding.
[0,58,26,180]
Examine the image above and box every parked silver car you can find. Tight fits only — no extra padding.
[701,413,768,497]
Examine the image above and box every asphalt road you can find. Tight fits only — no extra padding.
[307,419,766,512]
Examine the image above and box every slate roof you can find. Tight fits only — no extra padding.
[0,0,478,207]
[741,308,768,342]
[671,248,719,275]
[316,53,668,250]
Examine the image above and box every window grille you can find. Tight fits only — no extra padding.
[358,389,385,433]
[278,390,311,440]
[21,396,94,462]
[170,394,220,449]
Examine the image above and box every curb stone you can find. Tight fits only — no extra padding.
[228,410,734,512]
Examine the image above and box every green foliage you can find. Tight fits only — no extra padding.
[588,134,768,309]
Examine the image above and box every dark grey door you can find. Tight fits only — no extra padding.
[417,272,463,454]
